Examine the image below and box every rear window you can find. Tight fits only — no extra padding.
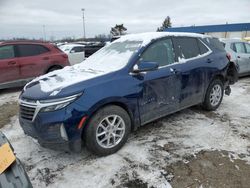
[71,46,84,53]
[0,45,15,60]
[174,37,200,59]
[205,38,225,51]
[17,44,50,57]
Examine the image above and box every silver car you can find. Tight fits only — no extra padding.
[221,39,250,76]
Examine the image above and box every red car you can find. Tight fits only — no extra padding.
[0,40,70,89]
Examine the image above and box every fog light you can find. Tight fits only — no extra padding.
[60,124,68,141]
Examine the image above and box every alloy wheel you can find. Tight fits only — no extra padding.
[210,84,222,107]
[96,115,126,149]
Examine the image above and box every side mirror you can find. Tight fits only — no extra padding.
[70,50,75,53]
[132,61,159,73]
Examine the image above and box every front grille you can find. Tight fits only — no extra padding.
[20,105,36,121]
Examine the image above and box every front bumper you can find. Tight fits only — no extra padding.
[19,102,87,153]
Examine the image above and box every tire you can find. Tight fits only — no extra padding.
[84,105,131,156]
[0,132,32,188]
[47,66,62,73]
[202,79,224,111]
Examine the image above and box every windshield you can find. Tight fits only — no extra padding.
[82,40,142,72]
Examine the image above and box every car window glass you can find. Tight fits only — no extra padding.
[205,38,225,51]
[244,43,250,53]
[230,43,236,52]
[175,37,200,59]
[17,44,49,57]
[71,47,85,53]
[197,40,209,54]
[0,45,15,60]
[37,45,49,54]
[234,43,246,53]
[141,38,174,67]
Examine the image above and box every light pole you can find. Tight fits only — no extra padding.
[81,8,86,39]
[42,25,46,41]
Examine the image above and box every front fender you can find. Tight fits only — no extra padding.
[85,96,140,131]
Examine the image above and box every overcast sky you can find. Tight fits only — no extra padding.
[0,0,249,40]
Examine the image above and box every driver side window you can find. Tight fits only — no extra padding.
[140,38,175,67]
[0,45,15,60]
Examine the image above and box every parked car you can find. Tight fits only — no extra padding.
[59,44,85,65]
[19,32,237,156]
[0,40,70,89]
[82,43,105,58]
[221,39,250,76]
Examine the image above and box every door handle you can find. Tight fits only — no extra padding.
[237,56,240,59]
[8,61,17,65]
[207,58,213,63]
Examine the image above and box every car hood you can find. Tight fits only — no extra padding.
[21,64,117,100]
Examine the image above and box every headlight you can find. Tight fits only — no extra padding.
[40,93,82,112]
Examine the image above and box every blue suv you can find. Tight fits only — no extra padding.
[19,32,236,156]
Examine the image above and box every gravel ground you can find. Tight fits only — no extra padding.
[0,78,250,188]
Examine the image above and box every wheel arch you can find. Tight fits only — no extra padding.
[81,98,138,139]
[203,73,225,102]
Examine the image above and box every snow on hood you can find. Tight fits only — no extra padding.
[25,43,138,95]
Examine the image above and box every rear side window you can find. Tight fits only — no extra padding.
[174,37,200,59]
[141,38,175,67]
[197,40,209,54]
[234,43,246,53]
[245,43,250,53]
[17,44,49,57]
[0,45,15,60]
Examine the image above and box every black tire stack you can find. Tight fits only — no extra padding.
[0,131,32,188]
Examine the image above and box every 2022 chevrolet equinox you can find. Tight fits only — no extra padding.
[19,32,236,156]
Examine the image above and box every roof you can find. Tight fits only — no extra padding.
[1,40,47,45]
[115,32,208,46]
[165,23,250,33]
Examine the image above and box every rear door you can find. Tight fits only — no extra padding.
[68,46,85,64]
[0,45,19,84]
[172,37,209,108]
[16,44,50,79]
[137,38,182,124]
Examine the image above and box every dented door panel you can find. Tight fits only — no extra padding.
[138,65,181,125]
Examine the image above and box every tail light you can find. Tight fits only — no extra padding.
[62,53,68,58]
[226,53,231,61]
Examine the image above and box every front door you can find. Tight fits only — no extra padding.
[0,45,19,84]
[136,38,181,125]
